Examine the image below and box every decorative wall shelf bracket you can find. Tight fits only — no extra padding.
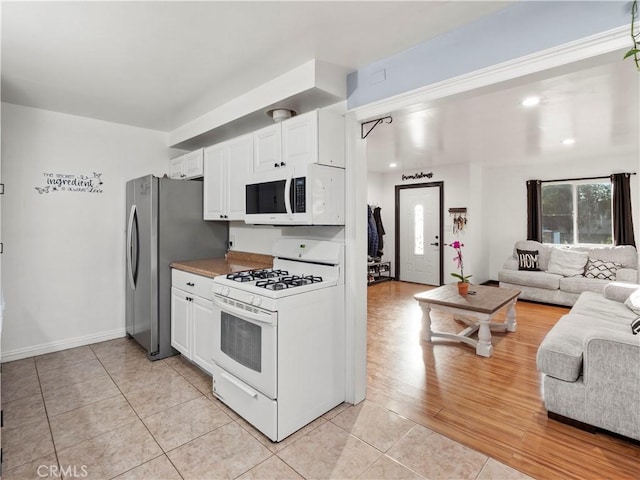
[361,116,393,139]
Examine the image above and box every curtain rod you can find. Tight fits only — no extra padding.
[532,173,637,184]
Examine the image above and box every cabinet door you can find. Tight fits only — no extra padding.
[253,124,282,173]
[171,287,191,357]
[282,110,318,167]
[183,148,204,179]
[169,156,185,179]
[203,144,227,220]
[227,134,253,221]
[192,295,215,375]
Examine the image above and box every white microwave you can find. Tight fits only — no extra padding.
[245,164,344,225]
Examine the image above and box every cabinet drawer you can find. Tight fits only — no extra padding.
[211,363,277,441]
[171,269,214,299]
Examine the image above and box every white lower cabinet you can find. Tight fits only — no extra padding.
[171,270,215,374]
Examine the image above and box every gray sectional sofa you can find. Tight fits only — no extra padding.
[498,240,638,307]
[536,283,640,441]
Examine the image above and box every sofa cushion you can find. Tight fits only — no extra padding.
[588,245,637,269]
[547,248,589,277]
[516,249,540,271]
[559,276,609,295]
[584,259,622,281]
[498,269,561,290]
[571,291,639,327]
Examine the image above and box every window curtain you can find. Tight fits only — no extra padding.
[526,180,542,242]
[611,173,636,247]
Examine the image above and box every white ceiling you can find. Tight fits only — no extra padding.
[2,1,637,171]
[1,1,511,132]
[365,53,640,171]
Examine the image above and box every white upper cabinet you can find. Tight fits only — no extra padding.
[204,134,252,221]
[253,124,283,173]
[282,110,318,166]
[169,148,204,179]
[253,109,345,174]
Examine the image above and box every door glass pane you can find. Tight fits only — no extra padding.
[542,184,574,244]
[577,183,612,244]
[414,205,424,255]
[220,312,262,372]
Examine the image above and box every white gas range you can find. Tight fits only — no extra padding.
[210,238,346,442]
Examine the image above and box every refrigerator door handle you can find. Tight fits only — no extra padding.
[127,204,137,290]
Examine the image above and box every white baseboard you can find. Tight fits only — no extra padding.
[1,328,127,363]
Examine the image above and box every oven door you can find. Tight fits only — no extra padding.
[212,295,277,399]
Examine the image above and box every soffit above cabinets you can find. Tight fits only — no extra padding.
[169,60,347,151]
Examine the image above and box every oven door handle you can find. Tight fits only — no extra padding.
[212,297,276,325]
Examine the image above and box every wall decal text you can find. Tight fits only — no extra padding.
[35,172,104,194]
[402,171,433,181]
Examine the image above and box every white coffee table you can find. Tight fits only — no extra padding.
[414,284,520,357]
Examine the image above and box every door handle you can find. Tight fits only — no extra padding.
[430,242,439,246]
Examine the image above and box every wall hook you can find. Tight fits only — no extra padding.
[361,116,393,139]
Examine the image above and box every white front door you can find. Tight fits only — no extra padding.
[399,186,440,285]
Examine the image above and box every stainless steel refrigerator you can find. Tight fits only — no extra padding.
[125,175,227,360]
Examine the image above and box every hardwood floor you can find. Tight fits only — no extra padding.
[366,281,640,480]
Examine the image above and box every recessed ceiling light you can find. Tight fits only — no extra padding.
[562,138,576,145]
[521,96,541,107]
[389,163,397,168]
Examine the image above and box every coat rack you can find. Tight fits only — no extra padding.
[448,207,467,233]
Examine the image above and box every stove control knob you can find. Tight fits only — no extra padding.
[222,287,230,296]
[254,297,262,307]
[248,295,255,304]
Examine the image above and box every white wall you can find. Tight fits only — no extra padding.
[369,152,639,286]
[485,153,640,279]
[1,103,172,360]
[371,162,486,283]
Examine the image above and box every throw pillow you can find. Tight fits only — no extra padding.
[547,248,589,277]
[624,288,640,315]
[584,259,622,281]
[632,317,640,335]
[516,249,540,271]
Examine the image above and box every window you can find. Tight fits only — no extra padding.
[414,204,424,255]
[541,180,612,245]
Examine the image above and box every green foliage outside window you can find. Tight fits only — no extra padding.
[542,182,612,245]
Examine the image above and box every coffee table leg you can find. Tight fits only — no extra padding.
[506,298,518,332]
[420,303,432,342]
[476,315,493,357]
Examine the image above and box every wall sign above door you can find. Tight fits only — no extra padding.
[402,171,433,181]
[35,172,104,194]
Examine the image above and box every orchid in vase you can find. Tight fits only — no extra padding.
[447,240,472,284]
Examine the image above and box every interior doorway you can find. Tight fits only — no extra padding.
[395,182,443,285]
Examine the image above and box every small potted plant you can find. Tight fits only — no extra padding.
[447,240,472,294]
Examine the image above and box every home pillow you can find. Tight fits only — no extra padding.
[546,248,589,277]
[516,249,540,271]
[584,259,622,281]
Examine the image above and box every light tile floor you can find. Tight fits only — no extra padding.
[1,338,534,479]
